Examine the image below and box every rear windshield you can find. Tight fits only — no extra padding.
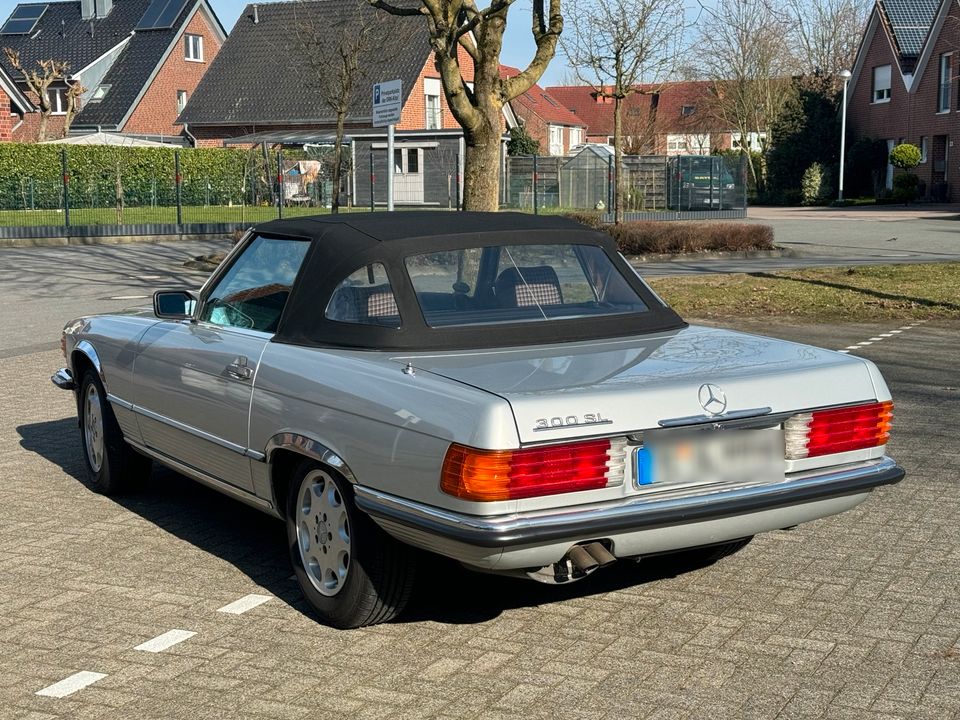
[404,244,649,327]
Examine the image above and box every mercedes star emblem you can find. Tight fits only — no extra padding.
[698,383,727,416]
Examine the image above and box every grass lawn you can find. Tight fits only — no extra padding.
[647,263,960,321]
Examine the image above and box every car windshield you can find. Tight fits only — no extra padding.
[404,244,649,327]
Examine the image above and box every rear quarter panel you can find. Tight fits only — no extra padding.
[250,344,523,514]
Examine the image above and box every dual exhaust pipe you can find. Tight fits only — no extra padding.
[567,542,616,573]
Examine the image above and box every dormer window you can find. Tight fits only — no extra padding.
[681,105,695,116]
[89,84,110,103]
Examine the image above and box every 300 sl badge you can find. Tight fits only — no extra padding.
[533,413,613,432]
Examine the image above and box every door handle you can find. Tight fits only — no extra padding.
[226,356,254,380]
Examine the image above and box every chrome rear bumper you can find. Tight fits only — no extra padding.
[51,367,75,391]
[354,457,905,549]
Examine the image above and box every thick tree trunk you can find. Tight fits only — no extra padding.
[613,95,624,224]
[37,111,49,142]
[331,109,347,214]
[461,108,502,212]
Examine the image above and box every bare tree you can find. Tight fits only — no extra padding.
[786,0,870,90]
[695,0,797,195]
[295,0,411,213]
[369,0,563,211]
[3,49,83,141]
[562,0,685,222]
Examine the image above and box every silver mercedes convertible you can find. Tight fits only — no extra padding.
[52,212,904,628]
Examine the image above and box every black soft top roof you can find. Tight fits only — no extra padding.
[238,212,686,350]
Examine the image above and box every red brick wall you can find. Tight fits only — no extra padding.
[124,9,222,136]
[0,87,13,142]
[398,45,475,131]
[848,21,910,147]
[11,87,66,141]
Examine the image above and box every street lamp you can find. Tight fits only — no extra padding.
[839,69,852,202]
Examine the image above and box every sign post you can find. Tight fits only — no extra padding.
[372,79,402,211]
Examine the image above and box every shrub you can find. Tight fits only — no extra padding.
[801,163,828,205]
[603,221,775,255]
[892,173,920,204]
[889,143,921,169]
[563,211,603,228]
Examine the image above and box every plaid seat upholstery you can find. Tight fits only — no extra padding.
[495,266,564,308]
[367,290,399,318]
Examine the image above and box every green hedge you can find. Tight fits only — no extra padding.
[0,143,274,210]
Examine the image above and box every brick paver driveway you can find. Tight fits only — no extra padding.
[2,320,958,720]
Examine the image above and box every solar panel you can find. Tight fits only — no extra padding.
[1,4,47,34]
[878,0,939,56]
[135,0,189,30]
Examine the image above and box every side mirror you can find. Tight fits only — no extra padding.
[153,290,197,319]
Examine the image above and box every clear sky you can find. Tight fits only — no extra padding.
[0,0,574,85]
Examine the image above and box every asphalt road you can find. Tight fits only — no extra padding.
[3,318,958,718]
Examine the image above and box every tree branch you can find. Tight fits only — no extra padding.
[367,0,425,16]
[454,0,514,41]
[501,0,562,101]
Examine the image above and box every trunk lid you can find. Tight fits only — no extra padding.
[395,325,879,445]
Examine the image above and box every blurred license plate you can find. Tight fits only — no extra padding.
[635,427,784,490]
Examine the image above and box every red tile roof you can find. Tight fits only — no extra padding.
[500,66,586,128]
[546,81,723,137]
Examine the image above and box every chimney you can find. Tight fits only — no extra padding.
[252,4,259,23]
[81,0,95,21]
[95,0,113,19]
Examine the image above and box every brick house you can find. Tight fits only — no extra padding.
[0,0,225,142]
[0,65,31,141]
[499,65,585,155]
[547,81,744,155]
[546,81,740,155]
[846,0,960,199]
[178,1,518,206]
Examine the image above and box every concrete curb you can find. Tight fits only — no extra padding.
[627,247,797,264]
[0,233,233,249]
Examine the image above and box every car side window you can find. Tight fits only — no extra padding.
[325,263,401,328]
[200,236,309,333]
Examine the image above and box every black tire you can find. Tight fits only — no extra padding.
[286,459,416,629]
[78,369,152,495]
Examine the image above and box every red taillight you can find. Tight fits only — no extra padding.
[441,438,623,501]
[784,401,893,459]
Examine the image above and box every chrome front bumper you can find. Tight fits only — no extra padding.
[354,457,905,549]
[51,367,75,391]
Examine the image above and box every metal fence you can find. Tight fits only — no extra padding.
[0,146,749,242]
[503,152,749,220]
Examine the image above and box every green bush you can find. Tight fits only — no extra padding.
[0,143,264,210]
[846,137,889,197]
[602,221,775,255]
[800,163,829,205]
[889,143,921,169]
[892,173,920,204]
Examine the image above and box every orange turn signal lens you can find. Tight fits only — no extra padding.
[441,439,617,501]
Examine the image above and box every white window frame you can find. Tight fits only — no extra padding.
[393,147,421,174]
[548,125,563,155]
[872,64,891,104]
[938,53,952,113]
[177,89,188,113]
[569,127,583,148]
[920,136,928,163]
[184,34,204,62]
[47,87,67,115]
[424,77,441,130]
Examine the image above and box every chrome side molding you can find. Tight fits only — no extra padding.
[263,432,359,485]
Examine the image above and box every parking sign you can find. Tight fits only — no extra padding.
[372,79,402,127]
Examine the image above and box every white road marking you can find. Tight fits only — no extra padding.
[109,295,150,300]
[879,333,893,337]
[837,349,850,353]
[868,337,883,341]
[890,330,902,333]
[845,346,861,350]
[840,322,924,353]
[217,594,272,615]
[857,341,873,346]
[36,671,107,698]
[134,629,196,653]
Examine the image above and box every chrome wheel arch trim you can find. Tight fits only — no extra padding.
[264,433,359,486]
[73,340,104,382]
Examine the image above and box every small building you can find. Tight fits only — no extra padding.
[846,0,958,200]
[500,65,586,155]
[0,0,226,142]
[179,1,515,207]
[545,81,739,155]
